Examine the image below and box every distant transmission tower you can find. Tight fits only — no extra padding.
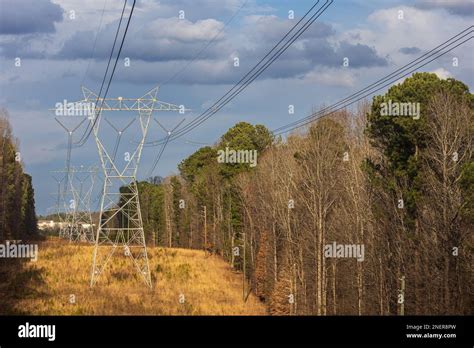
[78,86,185,288]
[51,172,70,239]
[55,117,87,192]
[52,166,97,242]
[68,165,97,243]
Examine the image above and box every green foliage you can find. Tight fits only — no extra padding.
[134,122,272,260]
[0,113,38,240]
[178,146,217,184]
[20,174,37,238]
[136,180,165,244]
[368,73,471,172]
[366,72,473,223]
[217,122,273,179]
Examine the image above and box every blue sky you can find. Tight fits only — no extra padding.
[0,0,473,214]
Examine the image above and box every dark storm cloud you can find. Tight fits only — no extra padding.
[337,41,388,68]
[245,16,335,42]
[241,16,387,69]
[56,18,227,62]
[415,0,474,16]
[291,38,387,69]
[0,35,48,58]
[399,47,422,55]
[0,0,63,34]
[40,11,385,84]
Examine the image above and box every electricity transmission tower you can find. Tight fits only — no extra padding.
[52,166,97,242]
[55,117,87,192]
[68,165,97,242]
[78,86,185,288]
[51,172,70,239]
[52,117,89,241]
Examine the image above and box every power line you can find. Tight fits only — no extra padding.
[164,0,333,143]
[273,25,473,134]
[78,0,245,150]
[75,0,127,146]
[80,0,108,88]
[184,139,214,146]
[145,118,186,178]
[104,117,135,162]
[160,0,249,87]
[75,0,136,147]
[150,26,472,156]
[272,27,473,135]
[144,0,333,146]
[54,117,87,194]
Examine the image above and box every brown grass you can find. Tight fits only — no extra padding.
[0,239,266,315]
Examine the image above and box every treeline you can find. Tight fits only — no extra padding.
[0,110,38,241]
[136,73,473,315]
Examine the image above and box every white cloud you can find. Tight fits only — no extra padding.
[337,5,473,89]
[342,6,472,57]
[148,18,225,42]
[302,68,356,87]
[430,67,452,79]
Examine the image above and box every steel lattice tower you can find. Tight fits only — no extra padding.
[79,86,184,288]
[68,165,97,243]
[51,171,70,240]
[52,166,97,242]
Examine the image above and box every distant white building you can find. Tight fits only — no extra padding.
[37,220,70,229]
[37,220,55,229]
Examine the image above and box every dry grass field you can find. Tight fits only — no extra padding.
[0,239,266,315]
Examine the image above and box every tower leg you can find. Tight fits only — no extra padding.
[90,179,151,287]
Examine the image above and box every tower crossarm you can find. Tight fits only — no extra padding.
[49,86,190,113]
